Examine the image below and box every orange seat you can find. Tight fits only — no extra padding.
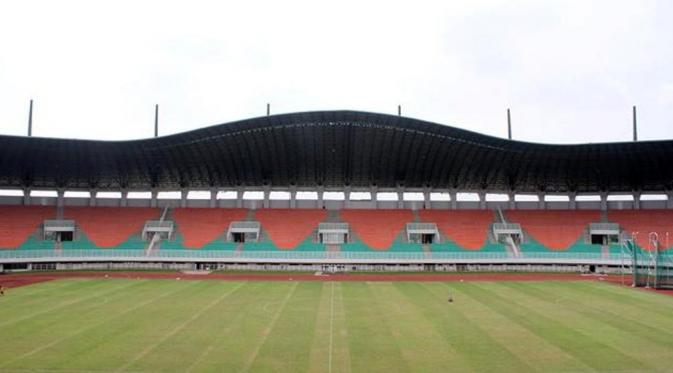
[609,210,673,250]
[506,210,599,250]
[340,209,412,250]
[256,209,326,249]
[172,208,247,248]
[64,207,159,248]
[0,206,55,249]
[419,210,494,250]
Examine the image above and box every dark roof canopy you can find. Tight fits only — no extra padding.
[0,110,672,193]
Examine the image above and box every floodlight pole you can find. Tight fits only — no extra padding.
[632,105,637,142]
[507,108,512,140]
[398,105,401,116]
[27,99,33,137]
[154,104,159,138]
[266,103,270,116]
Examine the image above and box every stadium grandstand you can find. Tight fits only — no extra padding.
[1,110,672,288]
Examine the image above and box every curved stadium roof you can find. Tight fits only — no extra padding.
[0,110,672,193]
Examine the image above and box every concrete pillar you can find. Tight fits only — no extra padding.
[56,189,65,208]
[317,187,324,209]
[450,190,457,210]
[508,191,516,210]
[150,189,158,208]
[600,192,608,211]
[263,186,271,209]
[236,187,244,208]
[89,189,97,207]
[423,188,431,209]
[370,186,379,209]
[396,187,404,209]
[180,189,188,208]
[120,190,128,207]
[569,192,577,210]
[209,188,217,208]
[537,193,545,210]
[289,186,297,208]
[22,188,31,205]
[478,191,486,210]
[344,186,351,209]
[633,191,641,209]
[667,191,673,209]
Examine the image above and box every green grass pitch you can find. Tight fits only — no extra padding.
[1,278,673,372]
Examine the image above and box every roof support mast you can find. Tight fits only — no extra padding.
[266,103,270,116]
[398,105,401,116]
[632,105,637,142]
[154,104,159,138]
[507,108,512,140]
[27,99,33,137]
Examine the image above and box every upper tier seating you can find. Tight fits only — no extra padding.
[0,206,55,249]
[506,210,600,250]
[255,209,326,249]
[171,208,247,248]
[340,209,412,250]
[609,210,673,249]
[419,210,494,250]
[64,207,158,248]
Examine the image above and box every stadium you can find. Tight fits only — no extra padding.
[1,109,673,371]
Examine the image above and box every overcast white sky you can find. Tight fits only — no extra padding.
[1,0,672,143]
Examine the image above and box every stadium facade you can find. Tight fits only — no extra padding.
[0,111,671,287]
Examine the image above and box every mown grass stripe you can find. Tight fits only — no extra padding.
[342,282,410,373]
[463,282,647,372]
[430,282,592,372]
[0,279,199,369]
[407,282,534,372]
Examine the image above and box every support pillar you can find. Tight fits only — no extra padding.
[508,191,516,210]
[22,188,31,206]
[236,187,244,208]
[568,192,576,209]
[667,191,673,209]
[120,190,128,207]
[180,189,188,208]
[150,189,158,208]
[396,187,404,209]
[209,188,217,208]
[344,186,351,209]
[633,191,641,210]
[317,187,324,209]
[600,192,608,211]
[450,190,457,210]
[423,188,431,209]
[478,191,486,210]
[289,186,297,208]
[537,193,545,210]
[263,186,270,209]
[89,189,97,207]
[370,186,379,209]
[56,189,64,209]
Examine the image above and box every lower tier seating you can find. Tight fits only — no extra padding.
[0,206,55,249]
[64,207,159,248]
[171,208,247,249]
[255,209,326,249]
[506,210,600,250]
[609,210,673,249]
[340,209,413,250]
[419,210,494,250]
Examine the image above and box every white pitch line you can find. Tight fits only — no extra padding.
[0,281,196,368]
[0,280,136,329]
[239,282,298,373]
[117,282,245,372]
[328,282,335,373]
